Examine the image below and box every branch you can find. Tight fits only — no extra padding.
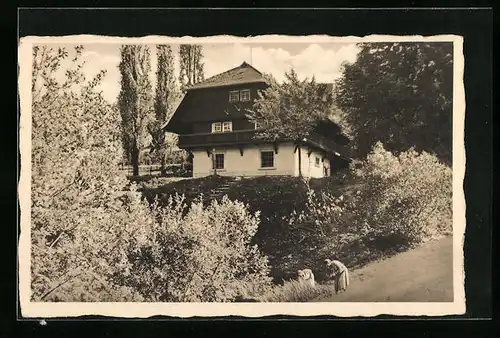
[40,270,84,300]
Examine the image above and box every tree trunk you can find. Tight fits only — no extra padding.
[212,148,217,176]
[187,48,192,86]
[160,152,166,173]
[297,142,302,177]
[192,48,196,85]
[132,140,140,176]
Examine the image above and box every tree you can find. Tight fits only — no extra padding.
[118,45,154,176]
[31,45,153,301]
[334,42,453,164]
[247,70,337,176]
[179,45,205,92]
[148,45,181,171]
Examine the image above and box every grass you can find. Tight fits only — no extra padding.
[139,175,234,205]
[256,280,336,302]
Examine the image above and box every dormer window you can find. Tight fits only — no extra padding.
[240,89,251,102]
[229,91,239,102]
[229,89,251,102]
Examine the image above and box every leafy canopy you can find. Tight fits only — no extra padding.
[334,42,453,164]
[247,70,338,142]
[147,45,183,166]
[118,45,154,174]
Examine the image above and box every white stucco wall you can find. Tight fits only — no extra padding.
[192,142,296,178]
[191,141,332,178]
[294,146,330,178]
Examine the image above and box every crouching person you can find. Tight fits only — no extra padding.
[297,269,316,287]
[325,257,349,294]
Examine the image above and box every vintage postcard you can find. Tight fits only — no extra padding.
[18,34,465,318]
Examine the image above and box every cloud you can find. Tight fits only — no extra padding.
[202,43,361,83]
[79,42,361,104]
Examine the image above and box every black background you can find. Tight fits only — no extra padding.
[10,5,494,338]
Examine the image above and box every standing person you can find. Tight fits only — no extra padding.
[325,257,350,294]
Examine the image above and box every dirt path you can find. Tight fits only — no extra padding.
[314,236,454,302]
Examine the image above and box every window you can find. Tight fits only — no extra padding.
[240,89,251,101]
[222,121,232,132]
[212,121,232,133]
[214,154,224,169]
[261,151,274,168]
[229,90,239,102]
[254,121,260,129]
[212,122,222,133]
[315,157,320,167]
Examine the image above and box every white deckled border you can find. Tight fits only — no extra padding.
[18,34,466,318]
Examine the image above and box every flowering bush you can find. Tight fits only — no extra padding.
[123,195,272,302]
[31,46,153,301]
[352,142,453,245]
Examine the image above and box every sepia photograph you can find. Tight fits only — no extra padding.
[18,34,465,318]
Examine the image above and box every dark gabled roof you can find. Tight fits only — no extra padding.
[187,61,266,90]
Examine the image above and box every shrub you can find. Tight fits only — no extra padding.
[123,195,272,302]
[140,174,357,283]
[352,142,453,245]
[279,143,452,278]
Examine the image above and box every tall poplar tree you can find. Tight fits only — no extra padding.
[148,45,180,171]
[118,45,154,176]
[179,45,205,92]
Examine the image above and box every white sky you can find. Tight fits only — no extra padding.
[50,42,361,104]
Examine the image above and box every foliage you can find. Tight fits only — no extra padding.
[179,45,205,92]
[247,70,336,142]
[247,69,346,176]
[257,279,334,302]
[284,143,453,277]
[118,45,154,176]
[334,42,453,164]
[124,195,272,302]
[30,45,272,304]
[138,145,451,287]
[31,45,154,301]
[141,175,234,207]
[140,175,351,282]
[351,142,453,244]
[148,45,181,171]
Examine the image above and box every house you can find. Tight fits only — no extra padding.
[164,61,351,178]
